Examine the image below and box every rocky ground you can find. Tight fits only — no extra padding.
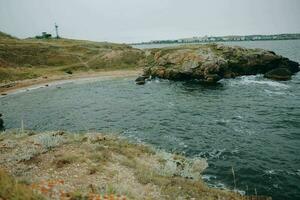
[0,130,250,200]
[136,44,299,84]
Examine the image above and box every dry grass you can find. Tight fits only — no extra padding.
[0,32,145,84]
[0,168,44,200]
[0,130,247,200]
[54,153,79,169]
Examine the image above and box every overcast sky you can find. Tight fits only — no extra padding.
[0,0,300,43]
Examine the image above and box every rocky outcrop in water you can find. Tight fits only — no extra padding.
[135,75,148,85]
[137,44,299,83]
[264,68,293,81]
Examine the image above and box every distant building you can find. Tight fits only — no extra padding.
[35,32,52,39]
[139,33,300,45]
[253,36,262,40]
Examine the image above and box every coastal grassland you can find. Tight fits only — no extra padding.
[0,32,145,84]
[0,130,245,200]
[0,31,16,39]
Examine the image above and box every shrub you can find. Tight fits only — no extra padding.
[14,147,39,162]
[34,133,63,150]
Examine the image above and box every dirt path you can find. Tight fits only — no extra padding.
[77,56,90,68]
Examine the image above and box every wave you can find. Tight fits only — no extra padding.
[197,147,242,160]
[202,174,217,181]
[263,169,277,175]
[263,169,300,177]
[227,75,290,89]
[205,181,246,196]
[264,89,286,96]
[198,148,227,159]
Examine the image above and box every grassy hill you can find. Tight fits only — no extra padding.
[0,31,17,39]
[0,32,144,83]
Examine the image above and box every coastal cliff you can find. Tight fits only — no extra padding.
[137,44,299,84]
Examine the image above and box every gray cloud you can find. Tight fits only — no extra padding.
[0,0,299,43]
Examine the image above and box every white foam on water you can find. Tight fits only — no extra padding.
[205,178,246,196]
[231,148,240,154]
[264,89,286,96]
[228,75,290,90]
[234,189,246,196]
[235,115,243,119]
[286,170,300,177]
[207,182,227,189]
[202,174,217,181]
[179,142,188,148]
[198,149,227,159]
[168,102,175,107]
[264,169,276,175]
[210,149,226,159]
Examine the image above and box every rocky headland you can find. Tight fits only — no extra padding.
[136,44,300,84]
[0,130,250,200]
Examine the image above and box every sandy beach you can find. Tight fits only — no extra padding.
[0,69,142,95]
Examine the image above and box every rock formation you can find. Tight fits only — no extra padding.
[136,44,299,83]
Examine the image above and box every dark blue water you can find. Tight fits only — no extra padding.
[1,40,300,200]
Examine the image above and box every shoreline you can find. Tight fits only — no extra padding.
[0,69,142,95]
[0,130,246,200]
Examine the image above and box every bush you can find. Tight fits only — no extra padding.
[34,133,64,150]
[14,147,39,162]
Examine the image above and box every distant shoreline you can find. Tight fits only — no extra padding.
[132,34,300,46]
[132,38,300,46]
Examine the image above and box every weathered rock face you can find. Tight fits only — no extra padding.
[264,68,292,81]
[140,44,299,83]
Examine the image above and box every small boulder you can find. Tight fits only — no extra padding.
[0,113,4,131]
[205,74,221,83]
[135,75,148,85]
[264,68,292,81]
